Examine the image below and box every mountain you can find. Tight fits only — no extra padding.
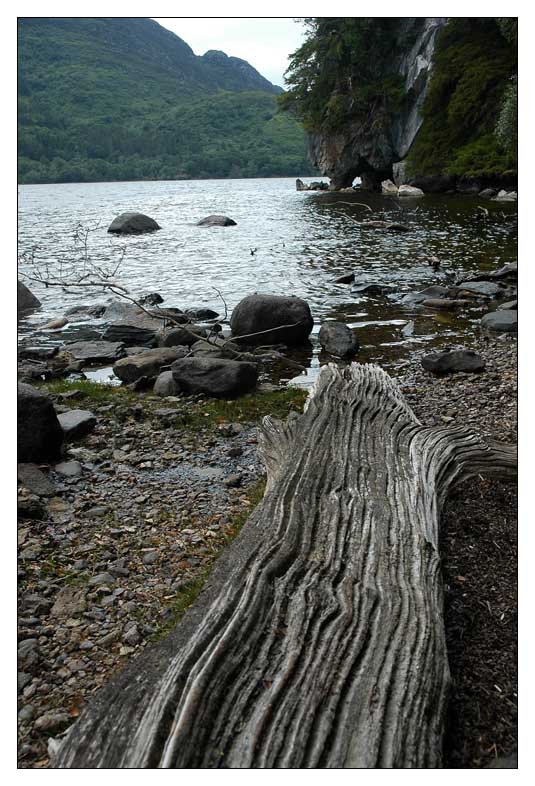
[18,17,316,183]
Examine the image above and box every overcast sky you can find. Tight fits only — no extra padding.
[152,17,307,87]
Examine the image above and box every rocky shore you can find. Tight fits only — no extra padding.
[17,330,517,768]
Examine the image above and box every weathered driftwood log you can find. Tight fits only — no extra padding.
[54,364,516,769]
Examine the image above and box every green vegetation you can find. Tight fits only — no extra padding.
[150,477,267,640]
[280,18,408,133]
[407,18,517,178]
[18,17,317,183]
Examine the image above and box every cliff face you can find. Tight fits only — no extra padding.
[308,18,447,189]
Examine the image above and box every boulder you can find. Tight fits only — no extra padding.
[353,283,395,296]
[113,347,188,384]
[64,304,106,319]
[480,310,518,333]
[18,281,41,314]
[421,350,485,374]
[398,184,424,197]
[478,188,497,198]
[42,317,68,330]
[190,336,240,357]
[230,294,313,346]
[101,324,158,347]
[318,322,359,359]
[196,215,237,227]
[107,213,161,234]
[492,190,517,201]
[381,179,399,195]
[171,357,258,398]
[157,325,207,348]
[18,384,64,463]
[57,410,97,441]
[458,263,517,283]
[64,340,126,364]
[153,371,180,397]
[18,346,59,362]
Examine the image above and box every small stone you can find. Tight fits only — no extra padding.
[54,461,83,478]
[143,551,158,565]
[18,705,36,722]
[88,572,116,587]
[224,474,243,488]
[34,711,71,733]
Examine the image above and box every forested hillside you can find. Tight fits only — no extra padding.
[18,17,316,183]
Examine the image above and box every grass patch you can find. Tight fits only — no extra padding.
[41,378,135,405]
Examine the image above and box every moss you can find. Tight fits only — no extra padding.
[407,18,516,178]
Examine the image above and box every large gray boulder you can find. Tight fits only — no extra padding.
[481,310,518,333]
[230,294,313,346]
[196,215,237,227]
[318,322,359,358]
[421,349,485,374]
[113,347,188,384]
[107,213,161,234]
[18,281,41,314]
[101,303,187,347]
[58,410,97,441]
[18,383,63,463]
[171,357,258,397]
[453,281,502,298]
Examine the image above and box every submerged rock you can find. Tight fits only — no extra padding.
[318,322,359,358]
[107,213,161,234]
[196,215,237,227]
[230,294,313,346]
[18,281,41,314]
[18,384,64,463]
[171,357,258,397]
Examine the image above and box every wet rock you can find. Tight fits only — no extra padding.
[422,298,471,310]
[138,292,164,306]
[478,188,497,198]
[481,310,518,333]
[196,215,237,226]
[318,321,359,358]
[64,340,126,364]
[18,383,64,463]
[17,464,56,497]
[18,281,41,314]
[113,347,188,384]
[157,325,207,348]
[398,184,424,196]
[107,212,161,234]
[64,303,106,319]
[353,283,395,296]
[58,410,97,441]
[335,273,355,285]
[172,357,258,398]
[42,317,69,330]
[184,307,219,320]
[421,349,486,374]
[153,370,180,397]
[359,220,410,232]
[18,346,59,362]
[458,263,517,283]
[453,281,502,298]
[54,460,83,478]
[230,294,313,346]
[401,286,451,305]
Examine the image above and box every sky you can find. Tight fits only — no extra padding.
[152,17,307,88]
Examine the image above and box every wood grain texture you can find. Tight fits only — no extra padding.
[54,363,516,769]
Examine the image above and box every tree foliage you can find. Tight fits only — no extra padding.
[279,18,406,132]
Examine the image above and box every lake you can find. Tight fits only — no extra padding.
[18,177,517,385]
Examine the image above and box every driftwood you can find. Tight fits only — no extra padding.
[54,364,516,769]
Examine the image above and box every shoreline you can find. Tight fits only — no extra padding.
[17,334,517,769]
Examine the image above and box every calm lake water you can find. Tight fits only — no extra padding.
[18,177,517,386]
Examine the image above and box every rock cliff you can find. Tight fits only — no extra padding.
[308,18,447,189]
